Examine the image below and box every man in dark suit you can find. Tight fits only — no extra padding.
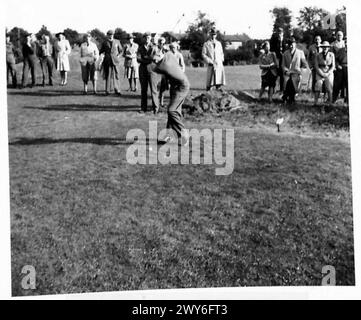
[100,29,123,95]
[137,32,160,113]
[21,33,38,88]
[270,27,287,92]
[6,33,18,88]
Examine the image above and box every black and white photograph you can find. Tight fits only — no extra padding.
[1,0,360,299]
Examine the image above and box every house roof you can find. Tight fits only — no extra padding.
[224,34,250,42]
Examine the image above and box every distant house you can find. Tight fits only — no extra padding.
[224,34,251,50]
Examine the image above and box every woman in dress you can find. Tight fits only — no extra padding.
[123,34,139,91]
[55,32,71,85]
[259,41,278,102]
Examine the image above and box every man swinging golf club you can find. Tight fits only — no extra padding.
[150,44,190,146]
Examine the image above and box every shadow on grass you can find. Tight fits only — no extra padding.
[8,90,140,99]
[23,104,141,112]
[9,137,161,146]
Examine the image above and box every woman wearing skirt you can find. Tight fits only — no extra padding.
[259,41,278,102]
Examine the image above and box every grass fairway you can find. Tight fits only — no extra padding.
[8,51,354,295]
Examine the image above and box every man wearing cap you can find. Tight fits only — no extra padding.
[21,33,38,88]
[281,37,308,104]
[80,33,99,94]
[270,27,287,92]
[314,41,335,105]
[99,30,123,95]
[123,34,139,92]
[137,32,159,112]
[307,35,322,93]
[6,33,18,88]
[151,49,190,145]
[38,34,54,86]
[159,41,185,108]
[202,28,226,91]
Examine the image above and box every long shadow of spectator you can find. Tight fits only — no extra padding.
[8,89,140,99]
[9,137,159,146]
[23,104,141,112]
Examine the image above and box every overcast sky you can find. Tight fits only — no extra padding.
[3,0,347,39]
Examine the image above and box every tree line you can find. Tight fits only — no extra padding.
[6,6,347,66]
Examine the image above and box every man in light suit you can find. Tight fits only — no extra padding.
[100,29,123,95]
[281,37,308,104]
[202,28,226,91]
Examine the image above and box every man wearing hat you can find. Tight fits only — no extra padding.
[79,33,99,94]
[270,27,287,92]
[314,41,335,105]
[123,33,139,92]
[137,32,159,112]
[38,34,54,86]
[281,37,308,104]
[6,33,18,88]
[99,30,123,95]
[202,28,226,91]
[21,33,38,88]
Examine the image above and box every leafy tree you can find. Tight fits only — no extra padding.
[297,7,329,31]
[131,32,144,46]
[270,7,293,39]
[6,27,28,62]
[63,28,80,46]
[90,28,107,46]
[182,11,225,63]
[114,27,128,45]
[35,25,52,40]
[335,6,347,34]
[7,27,28,46]
[161,31,179,43]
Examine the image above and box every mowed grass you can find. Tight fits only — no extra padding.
[8,49,354,295]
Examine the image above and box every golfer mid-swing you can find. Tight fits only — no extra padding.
[151,48,190,146]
